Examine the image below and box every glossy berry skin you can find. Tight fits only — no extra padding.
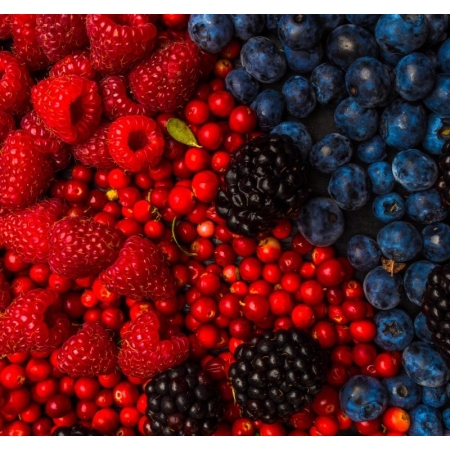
[382,370,422,411]
[414,312,434,344]
[250,90,285,131]
[372,192,405,224]
[403,261,438,306]
[224,69,259,105]
[230,14,265,41]
[271,122,312,160]
[422,114,449,156]
[278,15,320,51]
[345,14,380,29]
[282,76,316,119]
[357,135,387,164]
[377,221,422,262]
[374,309,414,351]
[347,235,381,272]
[283,44,323,74]
[408,405,443,436]
[423,74,450,117]
[188,14,234,54]
[368,162,394,195]
[309,133,352,174]
[422,386,447,408]
[421,223,450,263]
[405,189,449,224]
[310,63,346,105]
[363,266,403,310]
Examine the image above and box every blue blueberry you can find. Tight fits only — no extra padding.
[380,49,403,67]
[345,14,380,30]
[382,370,422,410]
[339,375,389,422]
[363,266,403,310]
[377,221,422,262]
[374,309,414,351]
[372,193,405,224]
[437,38,450,73]
[423,74,450,117]
[317,14,345,32]
[265,14,283,32]
[414,312,434,344]
[271,122,312,160]
[309,133,352,174]
[404,261,439,306]
[380,99,427,149]
[408,405,443,436]
[405,189,449,224]
[240,37,287,84]
[347,234,382,272]
[424,14,449,46]
[356,135,387,163]
[395,53,436,101]
[375,14,429,55]
[282,76,316,119]
[250,90,285,132]
[422,223,450,263]
[229,15,265,41]
[310,63,346,105]
[335,98,379,142]
[283,44,323,74]
[367,162,394,195]
[297,197,344,247]
[188,14,234,54]
[224,69,259,105]
[422,386,447,408]
[443,408,450,430]
[403,341,450,387]
[278,14,321,51]
[392,149,438,192]
[422,113,450,156]
[328,164,370,211]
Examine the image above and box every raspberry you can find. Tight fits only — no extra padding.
[0,272,11,311]
[86,14,157,75]
[0,14,11,40]
[72,122,117,170]
[31,75,102,144]
[118,311,189,379]
[107,115,165,172]
[0,288,70,355]
[49,50,98,80]
[100,235,177,301]
[0,131,54,211]
[50,146,73,172]
[48,216,125,280]
[0,111,15,144]
[129,39,202,113]
[0,198,66,264]
[99,75,153,121]
[35,14,89,63]
[58,322,118,377]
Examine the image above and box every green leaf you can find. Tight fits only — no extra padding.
[166,118,202,148]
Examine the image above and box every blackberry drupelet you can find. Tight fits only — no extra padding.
[229,328,327,423]
[145,361,223,436]
[216,134,310,237]
[436,147,450,206]
[422,264,450,365]
[53,424,102,436]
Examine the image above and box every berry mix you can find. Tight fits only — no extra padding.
[0,13,448,437]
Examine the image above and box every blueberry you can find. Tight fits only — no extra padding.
[377,221,422,262]
[229,15,265,41]
[405,189,449,224]
[380,99,427,149]
[382,370,422,410]
[347,234,382,272]
[375,14,429,55]
[297,197,344,247]
[424,14,449,46]
[317,14,345,32]
[404,261,439,306]
[372,193,405,224]
[339,375,388,422]
[328,164,370,211]
[326,24,378,70]
[345,57,391,108]
[356,135,387,163]
[240,37,287,84]
[422,386,447,408]
[345,14,381,30]
[414,312,434,344]
[422,223,450,263]
[395,53,436,101]
[374,309,414,351]
[368,162,394,195]
[408,405,443,436]
[278,15,321,51]
[283,44,323,74]
[363,266,403,310]
[281,76,316,119]
[310,63,346,105]
[403,341,450,387]
[392,149,438,192]
[225,69,260,105]
[271,122,312,160]
[309,133,352,174]
[380,49,403,67]
[423,74,450,117]
[437,38,450,73]
[250,90,285,131]
[265,15,283,32]
[422,113,450,156]
[443,408,450,430]
[188,14,234,54]
[335,98,379,142]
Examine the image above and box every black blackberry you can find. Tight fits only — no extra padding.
[216,134,310,237]
[53,424,102,436]
[436,146,450,206]
[229,328,327,423]
[145,361,223,436]
[422,263,450,364]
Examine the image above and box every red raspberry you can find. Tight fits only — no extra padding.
[72,122,117,170]
[99,75,153,121]
[0,288,70,355]
[48,216,125,280]
[107,115,165,173]
[49,50,98,80]
[0,131,54,211]
[0,111,15,144]
[58,322,118,377]
[129,39,202,113]
[31,75,102,144]
[35,14,88,63]
[118,311,189,379]
[100,235,177,301]
[11,14,50,71]
[0,272,11,311]
[0,15,11,40]
[86,14,157,75]
[0,198,66,264]
[50,146,73,172]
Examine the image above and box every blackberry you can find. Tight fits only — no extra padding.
[422,264,450,364]
[53,424,102,436]
[436,148,450,206]
[229,328,327,423]
[216,134,309,237]
[145,361,223,436]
